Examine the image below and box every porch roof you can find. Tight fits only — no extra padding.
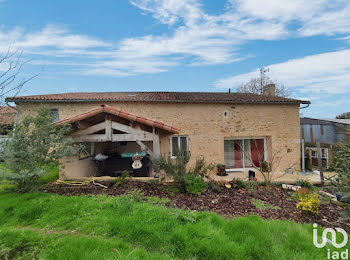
[55,104,180,134]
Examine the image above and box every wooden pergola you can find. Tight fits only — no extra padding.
[56,104,180,176]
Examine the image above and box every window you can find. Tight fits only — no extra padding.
[224,138,266,169]
[50,109,59,122]
[311,149,328,159]
[171,136,188,157]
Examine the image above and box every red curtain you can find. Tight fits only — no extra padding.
[234,140,242,168]
[250,139,264,167]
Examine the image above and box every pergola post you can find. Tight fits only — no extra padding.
[152,127,161,178]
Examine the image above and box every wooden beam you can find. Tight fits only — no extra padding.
[105,119,112,141]
[136,140,153,156]
[73,134,107,142]
[152,135,161,178]
[74,133,155,142]
[112,134,154,142]
[76,121,93,129]
[152,135,160,157]
[72,121,106,136]
[112,121,151,135]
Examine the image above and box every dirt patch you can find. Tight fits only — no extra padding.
[41,181,349,232]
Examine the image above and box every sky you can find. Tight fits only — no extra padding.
[0,0,349,118]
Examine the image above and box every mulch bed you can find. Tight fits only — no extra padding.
[41,181,350,232]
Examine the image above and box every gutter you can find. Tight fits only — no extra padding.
[299,103,311,110]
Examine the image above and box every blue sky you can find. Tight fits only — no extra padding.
[0,0,350,118]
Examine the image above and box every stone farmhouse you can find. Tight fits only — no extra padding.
[6,86,310,180]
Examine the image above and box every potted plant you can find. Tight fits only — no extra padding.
[261,161,269,173]
[217,163,227,176]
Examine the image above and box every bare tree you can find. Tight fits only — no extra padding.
[336,112,350,119]
[236,138,298,185]
[236,68,291,97]
[0,47,41,136]
[0,47,40,106]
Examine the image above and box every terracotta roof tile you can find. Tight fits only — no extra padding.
[6,92,310,104]
[56,104,180,134]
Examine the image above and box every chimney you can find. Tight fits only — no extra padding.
[263,84,276,96]
[228,88,231,93]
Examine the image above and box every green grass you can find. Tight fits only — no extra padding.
[251,198,281,210]
[0,192,347,259]
[37,163,59,185]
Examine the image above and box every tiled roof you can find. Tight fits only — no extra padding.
[6,92,310,104]
[0,106,16,114]
[56,104,180,134]
[0,106,16,125]
[320,118,350,125]
[301,117,350,125]
[300,117,332,125]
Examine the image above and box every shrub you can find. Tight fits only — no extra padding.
[154,151,213,194]
[271,182,283,188]
[184,174,207,195]
[295,179,315,190]
[207,182,221,193]
[0,106,77,193]
[234,179,259,192]
[235,179,247,189]
[296,193,320,214]
[332,143,350,201]
[248,179,259,191]
[113,171,131,187]
[329,143,350,220]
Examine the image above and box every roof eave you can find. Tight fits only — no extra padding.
[6,98,310,105]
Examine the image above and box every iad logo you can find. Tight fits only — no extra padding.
[313,223,348,248]
[313,223,349,259]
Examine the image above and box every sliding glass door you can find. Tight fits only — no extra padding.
[224,138,265,169]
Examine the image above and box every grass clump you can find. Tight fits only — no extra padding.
[287,192,299,201]
[235,179,247,189]
[113,170,131,187]
[251,198,280,210]
[207,182,222,193]
[295,179,316,190]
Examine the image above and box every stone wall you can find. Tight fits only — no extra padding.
[16,101,301,177]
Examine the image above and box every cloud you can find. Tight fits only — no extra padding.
[230,0,350,37]
[1,0,350,77]
[0,25,110,52]
[214,49,350,97]
[130,0,203,26]
[231,0,328,22]
[116,0,290,71]
[118,0,350,75]
[298,3,350,36]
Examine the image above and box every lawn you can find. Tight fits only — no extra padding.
[0,191,344,259]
